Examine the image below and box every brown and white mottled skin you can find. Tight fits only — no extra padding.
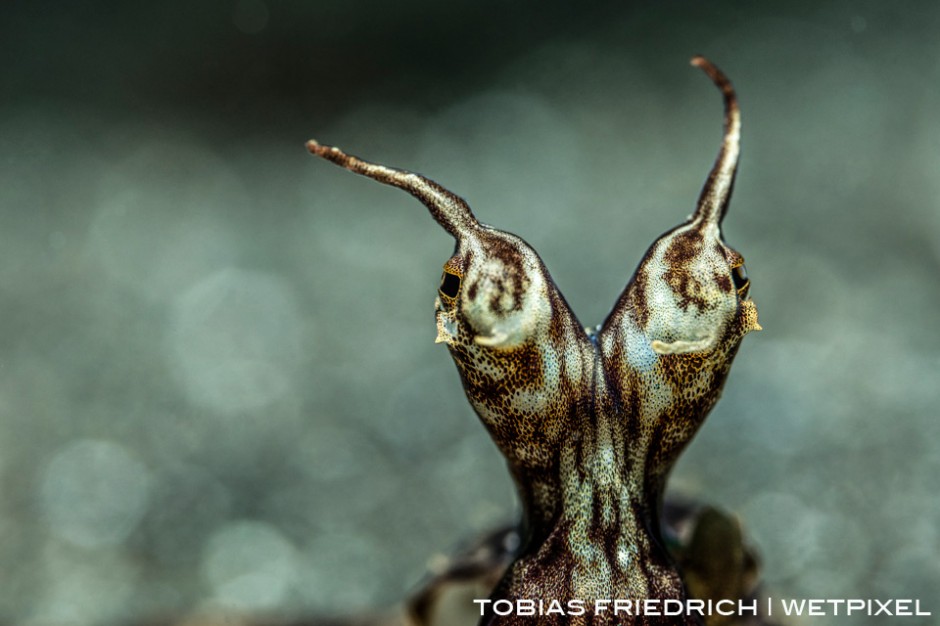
[307,57,761,626]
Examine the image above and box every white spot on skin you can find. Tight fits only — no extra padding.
[639,375,675,417]
[564,335,584,384]
[511,388,545,413]
[625,323,658,372]
[540,340,561,394]
[639,224,738,352]
[594,445,616,484]
[651,332,717,355]
[434,307,458,344]
[617,545,632,570]
[459,234,549,351]
[474,330,510,347]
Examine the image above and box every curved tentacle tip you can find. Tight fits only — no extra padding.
[306,139,340,159]
[690,55,718,75]
[690,55,736,98]
[307,139,358,171]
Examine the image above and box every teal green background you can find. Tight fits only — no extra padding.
[1,2,938,624]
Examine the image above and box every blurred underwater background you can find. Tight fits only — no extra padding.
[1,1,939,624]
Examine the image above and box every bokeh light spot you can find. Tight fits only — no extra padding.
[39,440,151,548]
[167,268,303,414]
[202,520,296,611]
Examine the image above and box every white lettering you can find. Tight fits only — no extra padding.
[492,600,513,616]
[874,599,892,616]
[780,598,806,615]
[516,600,535,616]
[807,599,825,616]
[473,596,932,618]
[663,599,684,615]
[613,599,633,615]
[738,599,758,615]
[716,600,735,616]
[643,599,661,616]
[687,599,705,616]
[826,599,844,615]
[846,599,866,615]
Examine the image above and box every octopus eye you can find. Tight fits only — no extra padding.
[439,271,461,299]
[732,264,749,293]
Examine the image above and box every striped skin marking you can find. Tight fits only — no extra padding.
[308,57,759,626]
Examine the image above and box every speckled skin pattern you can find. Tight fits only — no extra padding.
[308,58,760,626]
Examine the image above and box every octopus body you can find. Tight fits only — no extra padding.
[308,57,761,626]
